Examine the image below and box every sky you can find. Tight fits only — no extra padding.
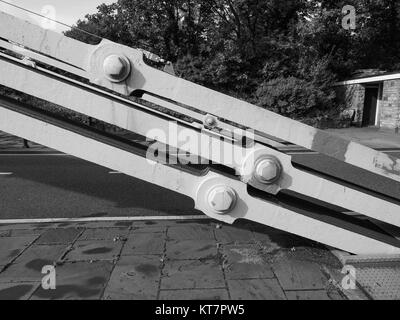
[0,0,115,32]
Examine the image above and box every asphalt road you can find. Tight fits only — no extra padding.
[0,154,200,219]
[0,150,399,220]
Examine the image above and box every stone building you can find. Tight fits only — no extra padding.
[335,71,400,132]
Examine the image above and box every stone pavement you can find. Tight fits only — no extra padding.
[0,219,350,300]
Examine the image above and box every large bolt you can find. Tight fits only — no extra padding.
[254,156,282,185]
[207,186,237,215]
[103,54,131,82]
[204,115,217,128]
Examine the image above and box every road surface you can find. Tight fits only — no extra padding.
[0,154,200,219]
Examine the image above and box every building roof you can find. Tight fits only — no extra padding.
[335,71,400,86]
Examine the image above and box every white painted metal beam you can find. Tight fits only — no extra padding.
[1,11,399,184]
[0,104,399,255]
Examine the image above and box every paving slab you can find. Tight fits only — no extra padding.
[31,261,113,300]
[103,255,161,300]
[112,221,133,228]
[253,227,315,251]
[0,236,39,266]
[0,221,348,300]
[75,222,128,229]
[167,225,215,241]
[222,244,275,280]
[35,228,81,245]
[122,233,165,256]
[272,251,328,291]
[173,220,213,227]
[64,240,124,262]
[285,290,331,300]
[134,220,182,228]
[0,245,67,283]
[215,225,254,245]
[161,260,225,290]
[131,220,179,234]
[0,282,40,300]
[54,223,81,229]
[0,229,45,238]
[228,279,286,300]
[159,289,229,300]
[0,223,55,231]
[166,239,217,260]
[78,228,129,241]
[133,226,167,234]
[285,290,344,300]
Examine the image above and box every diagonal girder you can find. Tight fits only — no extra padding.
[0,53,400,230]
[1,100,400,256]
[0,10,399,185]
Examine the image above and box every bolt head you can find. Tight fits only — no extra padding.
[204,116,216,127]
[103,54,131,82]
[254,158,282,184]
[207,186,237,214]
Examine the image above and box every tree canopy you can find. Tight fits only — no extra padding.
[65,0,400,124]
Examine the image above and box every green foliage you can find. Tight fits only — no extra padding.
[257,58,340,119]
[59,0,400,125]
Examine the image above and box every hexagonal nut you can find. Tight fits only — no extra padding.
[255,158,282,184]
[103,54,131,82]
[207,186,237,214]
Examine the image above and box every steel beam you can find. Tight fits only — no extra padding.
[1,11,398,184]
[1,104,399,255]
[0,54,400,228]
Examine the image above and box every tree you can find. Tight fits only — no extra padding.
[61,0,400,125]
[66,1,207,60]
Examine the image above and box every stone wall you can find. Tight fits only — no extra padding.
[381,80,400,130]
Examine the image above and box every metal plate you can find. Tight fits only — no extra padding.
[355,262,400,300]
